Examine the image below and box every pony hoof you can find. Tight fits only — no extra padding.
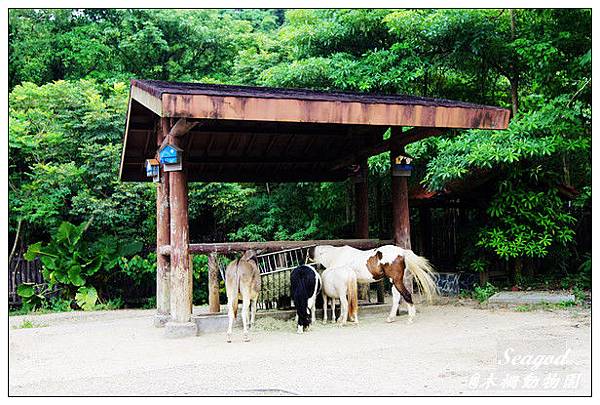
[386,317,395,323]
[407,318,414,324]
[226,334,232,343]
[243,334,250,342]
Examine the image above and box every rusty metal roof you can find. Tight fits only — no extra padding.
[120,80,510,183]
[132,79,508,110]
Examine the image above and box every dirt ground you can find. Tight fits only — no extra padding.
[9,301,591,396]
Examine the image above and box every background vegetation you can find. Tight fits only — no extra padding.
[9,9,591,311]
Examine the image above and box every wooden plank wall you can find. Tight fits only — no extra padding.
[9,256,43,306]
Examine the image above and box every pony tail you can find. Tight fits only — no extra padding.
[347,276,358,320]
[404,251,439,303]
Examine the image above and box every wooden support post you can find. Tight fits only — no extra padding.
[155,119,171,327]
[419,207,432,258]
[164,127,196,337]
[354,160,371,302]
[354,161,369,239]
[390,128,413,294]
[208,253,220,313]
[374,179,386,304]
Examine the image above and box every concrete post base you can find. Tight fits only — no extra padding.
[164,321,197,338]
[153,313,171,328]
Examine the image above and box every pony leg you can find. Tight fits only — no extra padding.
[250,299,257,328]
[322,291,328,323]
[295,313,303,334]
[307,297,316,328]
[241,298,250,342]
[406,302,416,323]
[390,274,415,324]
[226,301,235,342]
[387,284,402,323]
[338,295,348,325]
[331,299,336,323]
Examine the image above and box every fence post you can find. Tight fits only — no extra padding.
[208,253,221,313]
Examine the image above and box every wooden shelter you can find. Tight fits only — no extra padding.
[119,79,510,337]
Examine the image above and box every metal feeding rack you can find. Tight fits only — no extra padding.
[217,245,315,310]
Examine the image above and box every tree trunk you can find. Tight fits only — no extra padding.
[514,257,523,285]
[510,9,519,117]
[9,218,22,265]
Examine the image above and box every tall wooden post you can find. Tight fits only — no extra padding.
[354,160,371,301]
[155,118,171,327]
[418,207,432,258]
[354,160,369,239]
[208,253,220,313]
[390,128,413,294]
[164,131,196,338]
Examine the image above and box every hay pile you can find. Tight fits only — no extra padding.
[252,317,295,331]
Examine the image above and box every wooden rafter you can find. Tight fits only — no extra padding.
[331,127,445,170]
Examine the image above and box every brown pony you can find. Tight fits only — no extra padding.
[313,244,438,323]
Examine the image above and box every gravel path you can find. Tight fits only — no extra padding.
[9,303,590,396]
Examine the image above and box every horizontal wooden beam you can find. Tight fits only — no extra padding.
[332,127,445,170]
[164,239,393,255]
[119,165,349,183]
[161,93,511,130]
[125,159,338,166]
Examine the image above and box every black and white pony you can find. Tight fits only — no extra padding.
[290,264,321,334]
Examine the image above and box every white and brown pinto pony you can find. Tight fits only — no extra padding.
[313,245,438,323]
[225,250,261,342]
[321,265,358,325]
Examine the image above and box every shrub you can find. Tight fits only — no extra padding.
[21,220,142,311]
[472,282,499,303]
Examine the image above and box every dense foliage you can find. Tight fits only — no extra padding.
[9,9,591,309]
